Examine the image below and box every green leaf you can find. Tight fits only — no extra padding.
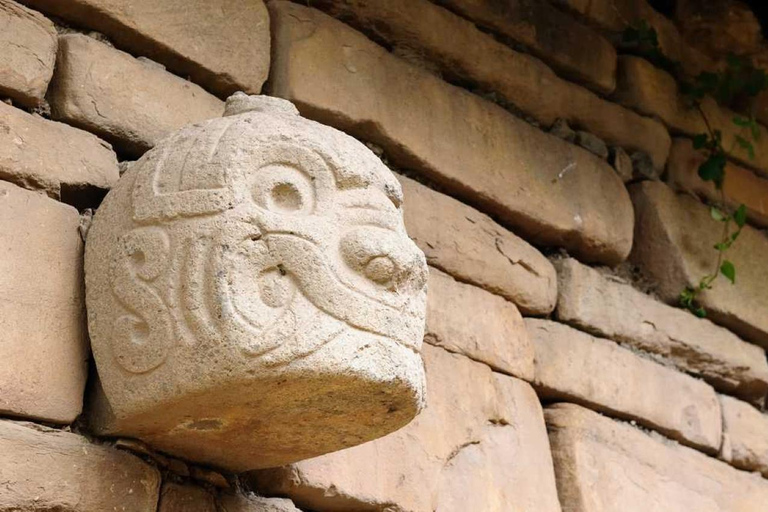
[710,206,727,222]
[692,134,708,149]
[720,260,736,284]
[735,135,756,159]
[714,241,731,251]
[734,204,748,228]
[695,307,707,318]
[733,115,751,127]
[698,154,726,186]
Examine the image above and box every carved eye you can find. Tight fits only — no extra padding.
[250,164,315,215]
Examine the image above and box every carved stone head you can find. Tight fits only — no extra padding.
[85,94,428,471]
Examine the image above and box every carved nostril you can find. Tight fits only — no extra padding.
[364,256,396,284]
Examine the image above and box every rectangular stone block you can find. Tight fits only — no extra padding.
[555,257,768,402]
[250,345,562,512]
[720,394,768,477]
[0,181,88,424]
[426,267,534,380]
[0,102,118,199]
[528,318,722,453]
[631,181,768,347]
[270,2,634,265]
[18,0,270,97]
[306,0,670,170]
[546,403,768,512]
[399,175,556,315]
[435,0,617,95]
[49,34,224,158]
[0,420,161,511]
[0,0,56,107]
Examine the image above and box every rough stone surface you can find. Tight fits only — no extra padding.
[426,267,534,379]
[546,403,768,512]
[218,494,303,512]
[555,257,768,402]
[304,0,670,170]
[398,175,556,315]
[528,318,722,453]
[720,394,768,476]
[158,483,217,512]
[49,34,224,158]
[85,94,428,472]
[675,0,763,59]
[0,181,89,424]
[0,101,119,199]
[250,344,562,512]
[574,131,609,159]
[610,146,633,182]
[630,150,659,181]
[0,420,161,511]
[270,2,635,265]
[18,0,270,96]
[630,181,768,347]
[668,137,768,228]
[0,0,56,107]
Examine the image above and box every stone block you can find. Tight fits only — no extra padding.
[85,94,428,471]
[0,420,160,511]
[270,2,634,265]
[158,483,217,512]
[398,175,556,315]
[49,34,224,158]
[218,494,303,512]
[426,267,534,379]
[630,181,768,347]
[18,0,270,96]
[720,394,768,477]
[546,403,768,512]
[0,181,88,424]
[0,0,56,106]
[250,344,562,512]
[555,257,768,402]
[0,101,118,199]
[528,318,722,453]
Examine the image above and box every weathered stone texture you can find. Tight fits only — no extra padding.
[546,403,768,512]
[528,318,722,453]
[49,34,224,158]
[250,344,562,512]
[0,420,161,511]
[0,101,118,199]
[0,0,56,106]
[555,257,768,402]
[158,483,217,512]
[218,494,303,512]
[631,181,768,347]
[270,2,634,265]
[399,175,556,315]
[0,181,88,424]
[720,394,768,477]
[426,267,534,379]
[18,0,270,97]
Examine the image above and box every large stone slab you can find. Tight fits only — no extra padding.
[270,1,634,265]
[555,257,768,402]
[529,318,722,453]
[399,175,556,315]
[720,394,768,477]
[0,420,160,511]
[0,101,118,199]
[426,267,534,379]
[0,0,56,106]
[250,345,562,512]
[0,181,88,424]
[546,403,768,512]
[49,34,224,158]
[306,0,670,170]
[18,0,270,97]
[630,181,768,347]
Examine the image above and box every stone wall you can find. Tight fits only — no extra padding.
[2,0,768,510]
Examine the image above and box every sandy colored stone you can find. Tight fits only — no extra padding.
[630,181,768,347]
[86,94,428,472]
[555,257,768,402]
[675,0,762,59]
[270,2,634,265]
[0,419,161,511]
[158,483,217,512]
[528,318,722,453]
[667,137,768,228]
[0,101,118,199]
[218,494,303,512]
[250,344,562,512]
[398,175,556,315]
[304,0,670,170]
[18,0,269,96]
[0,0,56,106]
[426,267,533,379]
[49,34,224,158]
[720,394,768,476]
[0,181,88,424]
[546,403,768,512]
